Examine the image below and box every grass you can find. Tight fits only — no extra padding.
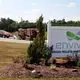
[0,41,29,68]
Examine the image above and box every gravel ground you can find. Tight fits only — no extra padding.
[0,63,80,78]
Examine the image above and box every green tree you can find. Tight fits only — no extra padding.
[0,18,18,32]
[27,15,51,65]
[62,19,66,24]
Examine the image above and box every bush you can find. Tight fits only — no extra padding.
[77,61,80,67]
[27,35,52,65]
[45,32,47,40]
[67,53,80,67]
[27,15,52,65]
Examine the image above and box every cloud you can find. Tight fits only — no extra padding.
[32,3,36,6]
[70,16,80,21]
[0,0,2,4]
[55,4,61,6]
[65,15,80,21]
[67,2,76,8]
[23,9,41,22]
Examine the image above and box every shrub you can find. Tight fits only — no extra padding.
[27,15,52,65]
[27,35,52,65]
[77,61,80,67]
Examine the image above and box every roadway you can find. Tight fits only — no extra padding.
[0,38,48,44]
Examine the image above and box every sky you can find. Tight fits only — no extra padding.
[0,0,80,22]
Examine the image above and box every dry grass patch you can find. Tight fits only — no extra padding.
[0,41,29,67]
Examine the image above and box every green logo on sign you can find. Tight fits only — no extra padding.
[66,31,80,40]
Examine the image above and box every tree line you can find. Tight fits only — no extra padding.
[51,19,80,26]
[0,18,37,32]
[0,18,80,32]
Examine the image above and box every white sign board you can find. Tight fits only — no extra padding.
[48,22,80,57]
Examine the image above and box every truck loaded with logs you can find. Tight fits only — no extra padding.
[18,28,39,40]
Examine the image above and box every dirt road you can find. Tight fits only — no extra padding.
[0,38,48,44]
[0,38,32,43]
